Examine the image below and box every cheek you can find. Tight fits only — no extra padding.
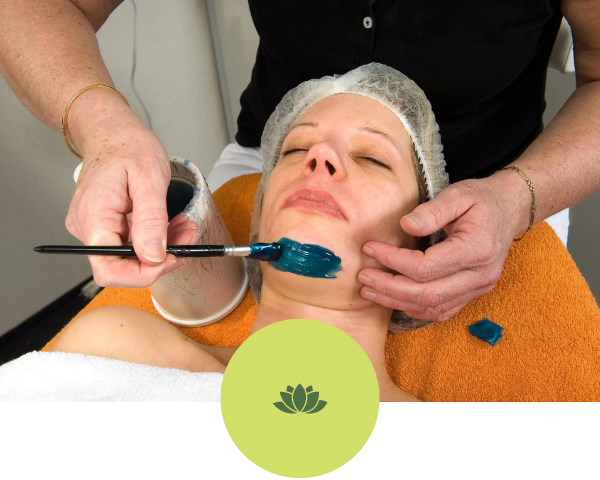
[257,171,289,240]
[258,194,275,241]
[353,186,412,245]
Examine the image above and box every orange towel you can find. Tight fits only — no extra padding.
[43,174,600,401]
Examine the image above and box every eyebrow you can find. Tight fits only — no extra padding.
[358,126,392,140]
[288,121,319,133]
[357,126,403,155]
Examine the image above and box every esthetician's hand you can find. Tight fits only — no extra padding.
[65,117,197,288]
[357,170,531,322]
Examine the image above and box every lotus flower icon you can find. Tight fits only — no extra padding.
[274,384,327,414]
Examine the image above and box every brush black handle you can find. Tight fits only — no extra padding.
[34,245,227,258]
[167,246,225,258]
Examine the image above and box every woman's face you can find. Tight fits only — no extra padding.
[258,93,420,309]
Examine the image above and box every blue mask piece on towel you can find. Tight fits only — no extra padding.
[468,318,504,346]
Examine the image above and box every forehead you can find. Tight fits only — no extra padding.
[292,94,413,153]
[297,93,403,130]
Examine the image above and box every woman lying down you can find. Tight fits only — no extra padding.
[3,64,451,401]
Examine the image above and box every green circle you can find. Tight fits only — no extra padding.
[221,318,379,478]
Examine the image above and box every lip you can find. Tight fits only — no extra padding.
[282,188,347,220]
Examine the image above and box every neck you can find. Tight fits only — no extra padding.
[252,285,402,400]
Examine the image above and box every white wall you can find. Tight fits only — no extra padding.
[207,0,258,141]
[0,0,228,336]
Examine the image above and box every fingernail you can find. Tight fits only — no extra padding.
[358,274,373,287]
[362,291,378,302]
[144,239,166,262]
[403,214,424,228]
[362,245,375,257]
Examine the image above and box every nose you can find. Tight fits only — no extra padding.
[301,142,346,182]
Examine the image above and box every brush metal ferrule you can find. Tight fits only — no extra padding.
[223,245,252,257]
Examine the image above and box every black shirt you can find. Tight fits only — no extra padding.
[235,0,563,183]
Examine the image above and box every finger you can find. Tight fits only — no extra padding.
[67,181,132,246]
[399,183,475,237]
[83,217,161,288]
[90,253,181,288]
[401,302,468,323]
[391,285,489,322]
[358,265,498,307]
[160,258,186,277]
[360,284,491,322]
[167,220,198,244]
[81,198,169,282]
[168,224,201,247]
[67,206,130,246]
[129,173,170,265]
[167,222,198,245]
[77,200,135,283]
[362,234,484,283]
[125,212,133,243]
[71,177,154,286]
[168,213,192,230]
[163,223,200,274]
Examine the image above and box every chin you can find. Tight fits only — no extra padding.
[262,210,351,250]
[259,232,368,310]
[262,265,368,311]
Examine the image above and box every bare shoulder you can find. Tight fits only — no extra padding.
[51,305,226,374]
[207,345,239,366]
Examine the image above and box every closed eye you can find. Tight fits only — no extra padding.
[281,148,309,157]
[361,157,391,170]
[281,149,391,170]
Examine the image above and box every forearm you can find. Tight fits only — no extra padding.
[0,0,132,151]
[489,80,600,236]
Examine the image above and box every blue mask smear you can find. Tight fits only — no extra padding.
[270,237,342,278]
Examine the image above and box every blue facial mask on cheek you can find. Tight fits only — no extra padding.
[269,237,342,278]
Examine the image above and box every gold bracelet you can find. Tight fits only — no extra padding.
[61,84,130,159]
[501,165,537,242]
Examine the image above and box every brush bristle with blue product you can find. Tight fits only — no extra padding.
[269,237,342,278]
[246,243,284,261]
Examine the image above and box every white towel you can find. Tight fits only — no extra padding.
[0,351,223,402]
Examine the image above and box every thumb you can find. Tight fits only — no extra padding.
[401,187,471,236]
[130,180,169,265]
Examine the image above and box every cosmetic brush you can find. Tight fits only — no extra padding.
[34,243,283,262]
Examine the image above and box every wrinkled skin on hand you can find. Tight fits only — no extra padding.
[358,175,528,322]
[65,120,197,288]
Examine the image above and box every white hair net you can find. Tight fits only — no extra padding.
[248,62,450,331]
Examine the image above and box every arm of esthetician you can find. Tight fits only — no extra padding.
[0,0,185,288]
[358,0,600,322]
